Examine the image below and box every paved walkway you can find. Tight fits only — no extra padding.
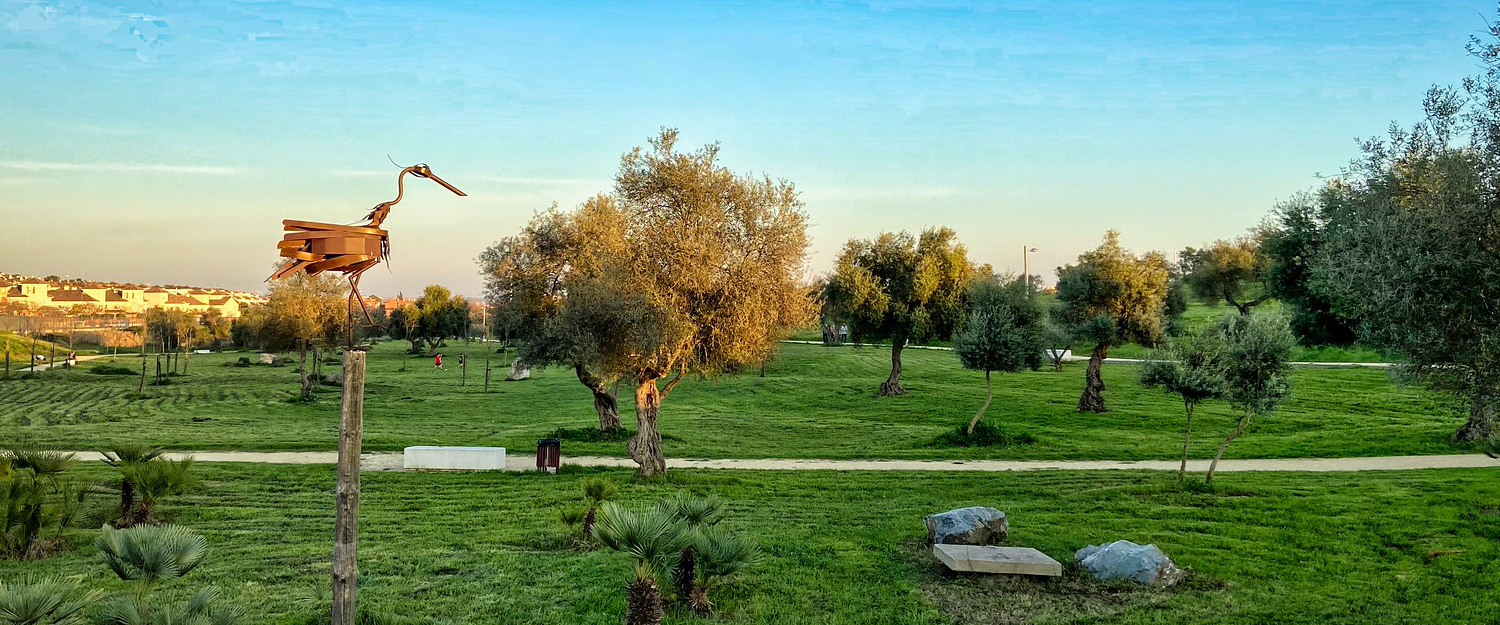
[17,352,113,372]
[69,451,1496,472]
[782,340,1393,368]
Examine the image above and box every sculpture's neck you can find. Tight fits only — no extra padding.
[365,167,414,228]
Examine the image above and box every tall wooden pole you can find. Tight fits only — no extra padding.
[332,349,366,625]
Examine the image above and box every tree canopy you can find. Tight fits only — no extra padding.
[952,274,1044,434]
[1053,230,1171,412]
[1314,82,1500,441]
[536,129,813,475]
[826,227,974,396]
[390,285,468,353]
[1179,235,1269,315]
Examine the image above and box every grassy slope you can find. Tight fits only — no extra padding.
[4,463,1496,624]
[0,340,1472,460]
[0,330,94,362]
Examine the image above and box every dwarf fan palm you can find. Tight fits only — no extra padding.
[120,458,195,526]
[0,575,102,625]
[592,503,686,625]
[688,527,758,614]
[657,493,724,606]
[577,477,617,543]
[98,445,167,527]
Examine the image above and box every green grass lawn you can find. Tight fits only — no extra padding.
[4,463,1496,624]
[801,301,1391,363]
[0,340,1473,461]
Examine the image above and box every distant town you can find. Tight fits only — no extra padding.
[0,272,425,322]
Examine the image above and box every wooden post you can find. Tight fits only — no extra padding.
[138,338,146,392]
[29,335,36,376]
[155,353,162,385]
[332,349,366,625]
[461,355,468,387]
[484,352,491,393]
[49,342,55,373]
[4,350,9,379]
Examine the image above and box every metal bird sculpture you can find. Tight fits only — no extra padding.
[269,163,465,330]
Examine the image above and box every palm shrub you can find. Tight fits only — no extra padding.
[591,503,687,625]
[120,458,195,525]
[1139,328,1228,481]
[98,445,167,528]
[1,448,84,559]
[577,477,617,544]
[657,493,724,606]
[0,575,103,625]
[94,524,240,624]
[686,527,758,614]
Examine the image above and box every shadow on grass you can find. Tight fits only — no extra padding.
[927,422,1037,448]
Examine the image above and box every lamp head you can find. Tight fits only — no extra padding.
[408,163,467,197]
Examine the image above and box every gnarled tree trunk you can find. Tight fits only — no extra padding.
[1076,342,1108,412]
[298,339,314,400]
[1453,392,1495,442]
[576,363,622,432]
[878,339,907,397]
[629,377,667,477]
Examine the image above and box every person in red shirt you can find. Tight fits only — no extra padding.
[434,353,444,369]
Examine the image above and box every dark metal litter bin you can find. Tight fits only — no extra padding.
[536,438,560,473]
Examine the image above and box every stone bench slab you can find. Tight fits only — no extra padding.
[403,446,507,470]
[933,544,1062,577]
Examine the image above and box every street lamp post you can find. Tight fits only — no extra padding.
[1022,246,1038,294]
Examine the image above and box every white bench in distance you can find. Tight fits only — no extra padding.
[403,446,507,470]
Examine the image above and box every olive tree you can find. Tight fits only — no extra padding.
[1261,192,1359,346]
[1316,91,1500,442]
[479,196,630,432]
[1205,312,1294,483]
[1053,230,1171,412]
[1139,329,1227,481]
[952,274,1044,435]
[1179,234,1269,315]
[264,271,348,401]
[826,228,973,396]
[549,129,812,476]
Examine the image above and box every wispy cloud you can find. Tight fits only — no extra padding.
[471,175,604,187]
[0,161,243,175]
[801,186,962,201]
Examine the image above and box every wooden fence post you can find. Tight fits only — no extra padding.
[484,352,491,393]
[332,349,366,625]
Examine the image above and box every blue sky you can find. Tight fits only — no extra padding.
[0,0,1486,296]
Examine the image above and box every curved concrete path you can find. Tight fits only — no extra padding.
[70,451,1495,472]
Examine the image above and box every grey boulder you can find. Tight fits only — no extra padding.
[506,360,531,381]
[256,353,276,365]
[1075,540,1183,586]
[924,507,1008,545]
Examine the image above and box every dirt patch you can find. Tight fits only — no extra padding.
[904,540,1226,625]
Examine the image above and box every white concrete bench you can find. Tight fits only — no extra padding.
[403,446,507,470]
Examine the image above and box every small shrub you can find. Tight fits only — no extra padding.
[89,364,137,376]
[929,422,1036,448]
[550,426,677,443]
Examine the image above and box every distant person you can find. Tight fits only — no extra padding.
[434,353,444,369]
[458,353,466,368]
[66,351,77,368]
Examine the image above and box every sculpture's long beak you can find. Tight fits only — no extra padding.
[425,171,467,197]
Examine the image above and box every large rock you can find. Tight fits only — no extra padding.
[924,506,1008,545]
[505,360,531,381]
[1075,540,1183,586]
[256,353,276,365]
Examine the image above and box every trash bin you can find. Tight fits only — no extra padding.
[536,438,561,473]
